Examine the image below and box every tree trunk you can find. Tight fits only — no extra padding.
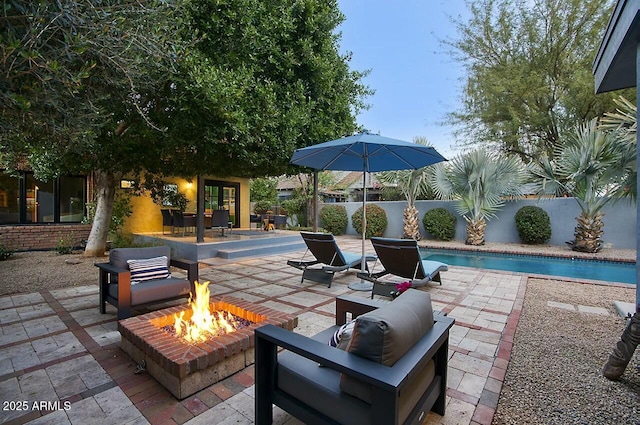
[465,216,486,245]
[403,206,421,240]
[84,170,117,257]
[602,313,639,380]
[571,212,604,253]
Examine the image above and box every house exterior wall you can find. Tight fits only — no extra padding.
[122,176,250,234]
[331,198,637,249]
[0,224,92,251]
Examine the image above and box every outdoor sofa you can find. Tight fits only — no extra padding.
[96,246,198,320]
[255,289,455,425]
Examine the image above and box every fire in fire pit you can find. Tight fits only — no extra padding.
[118,281,297,399]
[164,281,253,343]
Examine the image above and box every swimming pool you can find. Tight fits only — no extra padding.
[420,249,637,285]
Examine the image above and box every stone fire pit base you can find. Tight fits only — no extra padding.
[118,296,297,399]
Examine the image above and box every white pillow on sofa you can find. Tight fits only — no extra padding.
[127,256,171,284]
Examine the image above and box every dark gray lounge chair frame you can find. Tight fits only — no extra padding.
[287,232,375,287]
[358,237,447,299]
[255,295,454,425]
[96,246,198,320]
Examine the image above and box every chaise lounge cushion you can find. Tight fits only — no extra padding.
[340,289,434,405]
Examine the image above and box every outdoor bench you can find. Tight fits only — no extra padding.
[96,246,198,320]
[255,289,455,425]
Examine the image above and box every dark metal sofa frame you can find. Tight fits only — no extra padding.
[95,246,198,320]
[255,295,454,425]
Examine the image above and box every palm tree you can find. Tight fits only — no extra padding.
[599,96,637,201]
[377,136,434,240]
[429,149,527,245]
[530,117,635,253]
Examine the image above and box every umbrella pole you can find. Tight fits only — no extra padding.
[348,169,373,291]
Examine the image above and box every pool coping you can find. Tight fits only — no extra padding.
[419,241,636,264]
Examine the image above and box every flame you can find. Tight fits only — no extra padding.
[173,280,237,343]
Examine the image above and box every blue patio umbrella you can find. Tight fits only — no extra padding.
[290,131,447,290]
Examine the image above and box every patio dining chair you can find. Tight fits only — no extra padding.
[160,209,174,235]
[358,237,448,298]
[287,232,376,287]
[172,211,196,236]
[208,209,230,237]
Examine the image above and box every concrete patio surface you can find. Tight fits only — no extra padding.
[0,235,627,425]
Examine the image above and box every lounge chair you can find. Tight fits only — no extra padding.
[287,232,376,287]
[357,237,448,298]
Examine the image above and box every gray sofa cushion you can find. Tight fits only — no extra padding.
[345,288,434,365]
[110,246,172,270]
[108,277,191,306]
[277,327,370,425]
[340,289,435,407]
[278,321,437,425]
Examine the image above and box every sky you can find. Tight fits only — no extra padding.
[336,0,470,159]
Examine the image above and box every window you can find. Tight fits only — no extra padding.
[59,176,86,222]
[0,174,20,224]
[162,184,178,207]
[0,172,87,225]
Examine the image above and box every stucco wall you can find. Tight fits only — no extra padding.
[123,176,250,234]
[329,198,637,249]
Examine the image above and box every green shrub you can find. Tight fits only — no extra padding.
[56,234,74,255]
[0,242,14,261]
[319,205,348,235]
[253,200,272,213]
[352,204,388,238]
[515,206,551,244]
[422,208,457,241]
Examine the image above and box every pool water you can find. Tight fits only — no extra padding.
[421,249,637,285]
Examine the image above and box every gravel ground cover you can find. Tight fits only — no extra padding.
[0,250,98,296]
[493,279,639,425]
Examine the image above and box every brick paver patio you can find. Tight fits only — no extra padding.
[1,235,602,425]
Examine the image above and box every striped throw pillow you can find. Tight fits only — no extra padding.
[127,256,170,284]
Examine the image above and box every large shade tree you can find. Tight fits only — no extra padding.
[1,0,370,255]
[446,0,632,161]
[429,149,528,245]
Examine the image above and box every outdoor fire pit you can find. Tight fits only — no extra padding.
[118,284,297,399]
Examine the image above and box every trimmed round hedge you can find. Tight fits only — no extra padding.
[319,204,348,235]
[422,208,456,241]
[352,204,388,238]
[514,206,551,244]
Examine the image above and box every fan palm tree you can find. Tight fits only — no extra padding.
[429,149,527,245]
[599,96,637,201]
[377,137,434,240]
[530,117,635,253]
